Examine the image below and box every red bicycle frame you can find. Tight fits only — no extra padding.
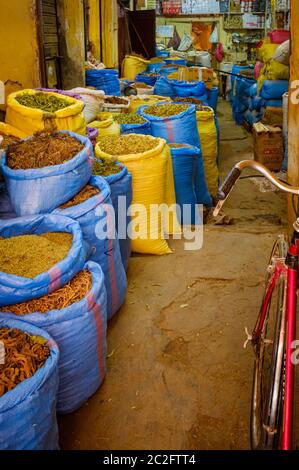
[252,239,298,450]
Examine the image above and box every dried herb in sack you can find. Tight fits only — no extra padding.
[113,114,146,125]
[59,185,100,209]
[0,270,92,315]
[7,132,84,170]
[0,233,73,279]
[0,132,20,149]
[93,159,121,177]
[144,104,188,117]
[0,327,49,397]
[98,135,158,156]
[15,92,71,112]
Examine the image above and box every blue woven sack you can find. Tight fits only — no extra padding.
[100,163,132,271]
[135,73,159,87]
[139,103,200,147]
[86,69,120,96]
[0,214,87,306]
[120,120,151,136]
[169,145,202,225]
[0,318,59,450]
[53,176,127,320]
[260,80,289,100]
[1,131,93,216]
[0,261,107,415]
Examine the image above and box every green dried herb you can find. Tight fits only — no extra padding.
[15,92,71,112]
[93,159,121,177]
[113,114,146,125]
[98,135,158,156]
[144,104,189,117]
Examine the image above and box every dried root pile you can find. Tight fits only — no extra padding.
[0,328,50,397]
[59,185,100,209]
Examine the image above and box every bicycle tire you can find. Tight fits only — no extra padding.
[250,236,288,450]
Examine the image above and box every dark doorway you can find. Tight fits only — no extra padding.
[126,9,156,59]
[37,0,62,88]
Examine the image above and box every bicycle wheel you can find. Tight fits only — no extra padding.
[250,236,288,450]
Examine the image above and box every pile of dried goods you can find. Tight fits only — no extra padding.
[59,184,100,209]
[113,114,146,125]
[0,327,49,397]
[93,159,121,176]
[98,135,158,156]
[0,270,92,315]
[105,97,128,105]
[144,104,189,117]
[134,83,152,89]
[7,132,84,170]
[15,92,71,112]
[0,132,20,149]
[0,233,73,279]
[172,97,203,105]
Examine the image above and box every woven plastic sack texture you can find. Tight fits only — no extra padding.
[139,103,200,147]
[260,80,289,100]
[89,113,121,141]
[96,136,179,255]
[169,145,202,225]
[0,318,59,450]
[122,55,149,81]
[93,161,132,271]
[196,106,219,197]
[53,176,126,319]
[86,69,120,96]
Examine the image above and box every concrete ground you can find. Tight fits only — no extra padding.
[59,100,289,450]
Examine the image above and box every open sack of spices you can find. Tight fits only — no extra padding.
[53,177,127,320]
[0,319,59,450]
[103,96,130,113]
[113,113,151,135]
[0,261,107,415]
[5,89,86,137]
[138,103,201,148]
[0,214,87,306]
[95,134,181,256]
[89,112,121,141]
[93,158,132,271]
[128,95,171,114]
[1,130,93,216]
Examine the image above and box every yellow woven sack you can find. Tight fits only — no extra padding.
[89,112,121,141]
[129,95,171,113]
[95,135,177,255]
[257,43,278,63]
[122,55,150,81]
[196,106,219,197]
[0,122,26,141]
[264,60,289,81]
[5,89,86,137]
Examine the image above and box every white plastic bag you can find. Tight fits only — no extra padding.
[210,26,219,44]
[273,40,290,66]
[69,87,105,123]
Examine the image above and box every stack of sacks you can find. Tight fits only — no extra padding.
[259,80,289,109]
[230,65,254,103]
[138,103,212,207]
[0,127,130,418]
[95,134,181,255]
[257,41,290,90]
[122,55,150,81]
[86,69,121,96]
[154,76,207,101]
[232,75,258,125]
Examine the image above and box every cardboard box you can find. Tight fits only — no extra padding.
[262,107,283,128]
[253,123,284,171]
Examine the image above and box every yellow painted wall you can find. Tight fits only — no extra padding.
[101,0,119,68]
[0,0,41,105]
[88,0,101,59]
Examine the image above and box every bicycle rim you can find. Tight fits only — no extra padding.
[250,236,287,450]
